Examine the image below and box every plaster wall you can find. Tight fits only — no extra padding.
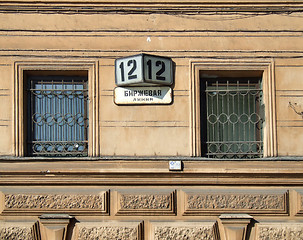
[1,1,303,239]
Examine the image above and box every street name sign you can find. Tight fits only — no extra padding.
[114,86,172,105]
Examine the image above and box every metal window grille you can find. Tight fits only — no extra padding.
[201,78,264,159]
[27,75,88,156]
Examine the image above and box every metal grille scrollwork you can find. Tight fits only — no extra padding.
[202,78,264,159]
[27,76,88,156]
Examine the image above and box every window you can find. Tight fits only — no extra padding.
[200,76,264,158]
[190,61,277,158]
[14,61,99,157]
[25,73,88,156]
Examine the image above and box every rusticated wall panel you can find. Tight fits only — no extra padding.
[295,191,303,215]
[0,223,34,240]
[2,192,108,215]
[150,221,216,240]
[256,223,303,240]
[74,222,143,240]
[183,191,288,215]
[116,190,175,215]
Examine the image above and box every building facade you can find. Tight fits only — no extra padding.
[1,0,303,239]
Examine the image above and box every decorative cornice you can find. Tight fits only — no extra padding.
[1,160,303,185]
[0,2,303,14]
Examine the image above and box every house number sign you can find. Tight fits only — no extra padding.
[115,54,173,86]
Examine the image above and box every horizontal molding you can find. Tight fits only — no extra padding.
[2,49,303,53]
[277,91,303,96]
[1,2,303,14]
[0,160,303,185]
[1,50,303,59]
[1,30,303,37]
[101,121,188,128]
[277,123,303,128]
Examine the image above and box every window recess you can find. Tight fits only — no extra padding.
[190,61,277,159]
[14,61,99,158]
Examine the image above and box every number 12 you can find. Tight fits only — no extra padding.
[119,59,137,82]
[146,60,166,81]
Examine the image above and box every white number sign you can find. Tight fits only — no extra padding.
[115,54,173,86]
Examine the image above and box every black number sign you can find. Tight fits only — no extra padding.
[156,60,165,81]
[146,59,166,81]
[119,60,138,82]
[127,59,137,80]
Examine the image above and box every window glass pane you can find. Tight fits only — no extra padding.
[201,77,263,158]
[27,75,88,156]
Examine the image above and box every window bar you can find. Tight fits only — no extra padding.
[30,80,34,154]
[221,81,224,155]
[244,81,247,152]
[38,83,41,151]
[72,83,75,146]
[74,81,76,147]
[31,80,34,154]
[55,83,57,153]
[75,82,78,146]
[227,80,229,155]
[66,82,69,148]
[64,79,67,152]
[212,81,216,157]
[205,80,209,157]
[249,81,252,145]
[257,80,262,155]
[238,80,241,155]
[43,82,46,153]
[214,81,222,157]
[51,79,54,149]
[44,82,47,154]
[43,81,45,153]
[58,82,61,153]
[76,81,79,150]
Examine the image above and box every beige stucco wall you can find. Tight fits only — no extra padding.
[0,8,302,156]
[1,2,303,239]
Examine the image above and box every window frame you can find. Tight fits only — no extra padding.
[190,59,277,158]
[14,61,100,157]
